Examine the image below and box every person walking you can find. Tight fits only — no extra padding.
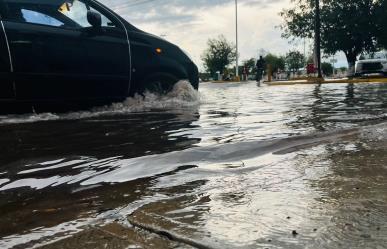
[256,56,266,85]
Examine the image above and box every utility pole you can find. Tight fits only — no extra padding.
[235,0,239,79]
[315,0,322,78]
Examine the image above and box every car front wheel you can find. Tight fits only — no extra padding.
[142,73,178,95]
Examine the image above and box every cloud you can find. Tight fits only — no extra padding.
[99,0,348,69]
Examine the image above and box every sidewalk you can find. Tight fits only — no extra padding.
[267,77,387,86]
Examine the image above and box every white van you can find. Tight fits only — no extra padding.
[355,52,387,77]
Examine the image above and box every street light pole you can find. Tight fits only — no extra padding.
[315,0,322,78]
[235,0,239,79]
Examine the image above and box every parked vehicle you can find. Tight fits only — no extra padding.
[355,58,387,77]
[0,0,199,114]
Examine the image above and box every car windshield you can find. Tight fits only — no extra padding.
[59,0,115,28]
[57,0,91,27]
[359,51,387,60]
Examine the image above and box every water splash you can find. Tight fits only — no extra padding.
[0,81,200,124]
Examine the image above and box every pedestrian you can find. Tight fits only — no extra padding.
[243,66,248,81]
[256,56,266,85]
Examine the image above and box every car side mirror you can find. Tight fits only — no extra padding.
[87,10,102,28]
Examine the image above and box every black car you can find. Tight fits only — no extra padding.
[0,0,199,114]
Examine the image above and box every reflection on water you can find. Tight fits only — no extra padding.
[1,82,387,248]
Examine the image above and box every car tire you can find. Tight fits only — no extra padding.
[141,73,178,95]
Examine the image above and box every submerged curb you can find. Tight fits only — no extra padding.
[128,214,214,249]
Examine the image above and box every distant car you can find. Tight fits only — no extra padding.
[0,0,199,114]
[355,58,387,77]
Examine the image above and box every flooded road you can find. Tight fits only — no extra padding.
[1,81,387,248]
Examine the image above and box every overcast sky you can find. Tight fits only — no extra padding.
[99,0,346,70]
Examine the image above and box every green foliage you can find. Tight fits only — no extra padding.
[321,62,334,76]
[265,54,286,74]
[199,72,211,81]
[280,0,384,66]
[375,0,387,48]
[285,51,305,73]
[280,0,315,39]
[201,35,236,75]
[242,58,257,74]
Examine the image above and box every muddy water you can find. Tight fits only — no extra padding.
[1,82,387,248]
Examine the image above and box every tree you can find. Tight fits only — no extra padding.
[201,35,236,76]
[321,62,334,76]
[242,58,256,75]
[375,0,387,49]
[285,51,305,73]
[265,53,286,75]
[280,0,380,73]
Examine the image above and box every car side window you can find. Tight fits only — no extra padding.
[3,0,116,29]
[21,9,64,27]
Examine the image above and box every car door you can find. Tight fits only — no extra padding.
[77,0,131,98]
[0,6,14,100]
[2,0,130,101]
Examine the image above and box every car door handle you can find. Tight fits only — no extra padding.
[10,40,33,45]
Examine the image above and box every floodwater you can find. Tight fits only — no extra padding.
[1,81,387,249]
